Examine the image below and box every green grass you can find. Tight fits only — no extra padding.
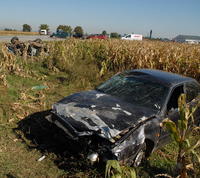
[0,39,199,177]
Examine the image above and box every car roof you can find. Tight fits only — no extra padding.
[124,69,195,87]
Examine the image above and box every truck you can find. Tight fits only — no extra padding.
[121,34,143,41]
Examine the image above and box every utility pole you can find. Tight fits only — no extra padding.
[150,30,152,39]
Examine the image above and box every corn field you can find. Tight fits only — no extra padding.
[1,39,200,81]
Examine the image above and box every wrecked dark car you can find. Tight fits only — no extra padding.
[46,69,200,166]
[6,37,48,56]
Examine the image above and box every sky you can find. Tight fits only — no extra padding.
[0,0,200,38]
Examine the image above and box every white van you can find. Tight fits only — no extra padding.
[121,34,143,41]
[40,29,47,35]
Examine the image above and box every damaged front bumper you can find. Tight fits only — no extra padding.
[45,111,144,165]
[45,112,117,162]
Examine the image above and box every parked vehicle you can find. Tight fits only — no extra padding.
[46,69,200,166]
[121,34,143,41]
[40,29,47,35]
[50,31,70,38]
[86,34,108,39]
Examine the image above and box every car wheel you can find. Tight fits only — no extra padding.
[133,143,146,167]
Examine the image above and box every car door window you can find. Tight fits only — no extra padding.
[167,85,184,112]
[185,82,200,102]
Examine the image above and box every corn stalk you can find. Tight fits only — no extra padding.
[163,94,200,178]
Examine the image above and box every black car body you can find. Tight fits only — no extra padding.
[46,69,200,166]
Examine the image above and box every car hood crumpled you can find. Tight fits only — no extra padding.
[52,90,156,140]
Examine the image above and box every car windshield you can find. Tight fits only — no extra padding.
[96,74,169,111]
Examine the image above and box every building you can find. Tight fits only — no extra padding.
[173,35,200,44]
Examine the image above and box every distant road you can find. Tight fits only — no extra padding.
[0,35,64,42]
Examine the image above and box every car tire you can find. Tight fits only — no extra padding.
[133,143,146,167]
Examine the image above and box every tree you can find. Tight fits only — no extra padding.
[73,26,84,38]
[57,25,72,34]
[39,24,49,32]
[102,30,107,35]
[22,24,31,32]
[110,32,120,38]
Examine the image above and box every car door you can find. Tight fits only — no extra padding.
[159,81,200,146]
[185,81,200,125]
[158,84,184,146]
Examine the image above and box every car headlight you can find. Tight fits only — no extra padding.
[87,152,99,163]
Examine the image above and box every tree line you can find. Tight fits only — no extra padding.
[4,23,121,38]
[21,24,85,38]
[20,24,121,38]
